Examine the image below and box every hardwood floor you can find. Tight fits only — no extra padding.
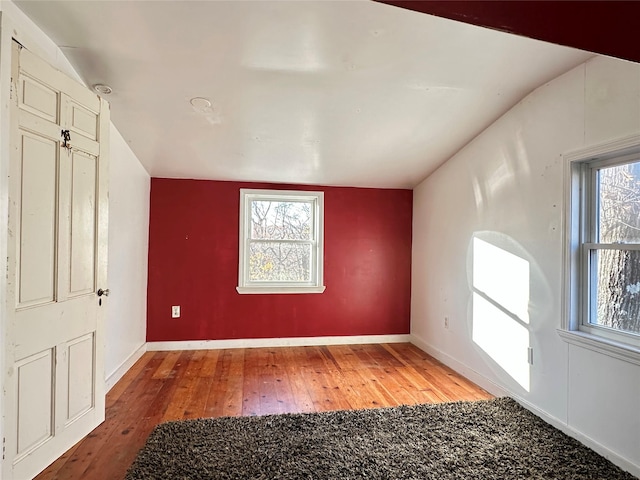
[35,343,492,480]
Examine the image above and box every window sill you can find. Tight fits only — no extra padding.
[557,329,640,366]
[236,285,326,295]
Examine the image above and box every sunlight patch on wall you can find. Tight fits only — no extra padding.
[473,237,530,323]
[472,236,531,391]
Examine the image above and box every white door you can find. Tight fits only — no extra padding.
[3,41,109,480]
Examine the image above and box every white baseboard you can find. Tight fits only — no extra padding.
[105,343,147,392]
[409,334,509,398]
[147,334,411,351]
[409,333,640,479]
[512,394,640,478]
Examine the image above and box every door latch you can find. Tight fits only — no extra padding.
[61,129,71,150]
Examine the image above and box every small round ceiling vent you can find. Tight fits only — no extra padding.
[190,97,212,109]
[93,84,113,95]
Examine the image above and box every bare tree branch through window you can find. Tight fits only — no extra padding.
[593,160,640,334]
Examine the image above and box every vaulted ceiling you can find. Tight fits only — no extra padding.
[15,1,603,188]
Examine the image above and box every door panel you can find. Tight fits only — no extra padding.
[69,150,97,296]
[65,334,95,423]
[17,131,58,307]
[62,94,99,157]
[15,350,54,458]
[68,101,98,141]
[19,75,59,123]
[4,41,109,480]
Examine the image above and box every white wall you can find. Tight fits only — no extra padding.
[411,55,640,475]
[0,0,149,389]
[105,125,149,388]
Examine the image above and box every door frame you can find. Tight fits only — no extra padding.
[0,13,14,479]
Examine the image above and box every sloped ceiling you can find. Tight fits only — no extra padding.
[15,0,594,188]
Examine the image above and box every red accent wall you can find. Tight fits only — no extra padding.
[147,179,412,341]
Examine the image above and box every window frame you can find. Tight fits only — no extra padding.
[236,188,325,295]
[561,134,640,365]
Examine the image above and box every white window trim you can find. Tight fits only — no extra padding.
[561,133,640,366]
[236,188,325,295]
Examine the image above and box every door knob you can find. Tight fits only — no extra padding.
[97,288,110,297]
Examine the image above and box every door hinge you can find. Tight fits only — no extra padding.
[10,78,13,100]
[2,436,5,460]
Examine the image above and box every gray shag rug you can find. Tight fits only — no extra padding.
[126,398,636,479]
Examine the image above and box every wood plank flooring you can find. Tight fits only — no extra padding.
[35,343,492,480]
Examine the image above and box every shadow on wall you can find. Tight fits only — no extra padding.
[467,232,552,393]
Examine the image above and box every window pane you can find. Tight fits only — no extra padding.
[249,242,312,282]
[250,200,313,241]
[592,249,640,335]
[597,160,640,243]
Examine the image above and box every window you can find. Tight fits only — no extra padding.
[562,135,640,364]
[237,189,325,294]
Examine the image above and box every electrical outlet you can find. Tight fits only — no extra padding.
[444,316,449,329]
[172,305,180,318]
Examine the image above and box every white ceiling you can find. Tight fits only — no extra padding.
[16,0,592,189]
